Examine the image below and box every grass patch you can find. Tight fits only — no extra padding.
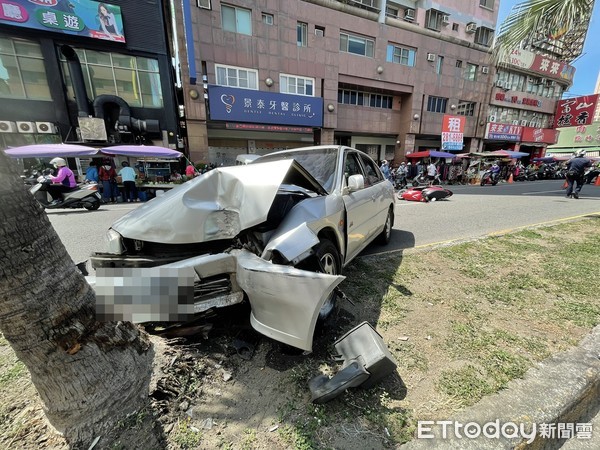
[0,361,26,386]
[171,418,202,449]
[437,365,495,406]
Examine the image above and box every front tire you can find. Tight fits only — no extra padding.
[313,239,341,320]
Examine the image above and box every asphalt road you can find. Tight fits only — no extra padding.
[46,179,600,269]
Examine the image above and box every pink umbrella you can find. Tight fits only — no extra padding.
[4,143,98,158]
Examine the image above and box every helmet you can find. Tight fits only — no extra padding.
[575,149,586,157]
[50,157,67,168]
[407,162,412,165]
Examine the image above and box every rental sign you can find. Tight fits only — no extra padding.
[441,115,465,151]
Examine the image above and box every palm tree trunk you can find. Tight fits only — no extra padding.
[0,153,155,446]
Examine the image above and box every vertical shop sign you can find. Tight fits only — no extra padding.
[441,115,465,151]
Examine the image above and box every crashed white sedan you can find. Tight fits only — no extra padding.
[90,145,395,350]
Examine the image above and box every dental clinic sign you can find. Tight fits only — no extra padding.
[0,0,125,42]
[208,85,323,127]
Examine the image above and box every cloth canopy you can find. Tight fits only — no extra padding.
[487,150,529,159]
[4,143,183,159]
[405,150,457,159]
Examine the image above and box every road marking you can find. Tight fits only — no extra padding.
[520,189,564,195]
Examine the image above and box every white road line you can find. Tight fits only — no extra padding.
[520,189,564,195]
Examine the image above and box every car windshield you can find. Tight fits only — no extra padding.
[258,148,338,193]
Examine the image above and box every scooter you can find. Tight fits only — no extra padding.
[31,177,102,210]
[480,169,499,186]
[412,172,442,187]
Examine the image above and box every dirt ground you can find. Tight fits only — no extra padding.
[1,217,599,449]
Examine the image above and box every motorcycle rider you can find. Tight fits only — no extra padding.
[45,157,77,205]
[565,149,592,199]
[490,161,501,182]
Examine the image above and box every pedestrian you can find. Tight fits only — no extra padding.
[118,161,138,202]
[380,160,391,181]
[84,161,98,183]
[565,149,592,199]
[427,160,437,184]
[185,162,198,178]
[45,157,77,205]
[99,159,117,203]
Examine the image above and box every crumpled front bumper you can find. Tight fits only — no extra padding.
[88,249,344,351]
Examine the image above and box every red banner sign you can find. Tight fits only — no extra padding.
[521,127,558,144]
[531,54,576,83]
[554,94,598,128]
[441,115,465,151]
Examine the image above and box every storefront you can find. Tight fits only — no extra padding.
[0,0,180,154]
[546,121,600,157]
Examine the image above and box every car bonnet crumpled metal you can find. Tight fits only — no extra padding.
[111,159,311,244]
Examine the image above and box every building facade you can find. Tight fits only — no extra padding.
[0,0,181,152]
[175,0,499,165]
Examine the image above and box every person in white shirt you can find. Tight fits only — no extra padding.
[118,161,138,202]
[427,161,438,183]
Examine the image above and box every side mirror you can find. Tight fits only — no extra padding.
[347,174,364,192]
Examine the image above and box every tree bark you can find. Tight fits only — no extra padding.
[0,153,155,446]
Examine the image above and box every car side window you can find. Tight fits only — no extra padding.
[360,155,382,186]
[345,152,362,179]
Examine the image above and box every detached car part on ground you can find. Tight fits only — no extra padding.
[90,146,396,351]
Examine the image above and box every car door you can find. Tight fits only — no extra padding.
[342,151,378,263]
[357,153,389,241]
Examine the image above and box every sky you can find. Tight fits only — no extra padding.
[497,0,600,97]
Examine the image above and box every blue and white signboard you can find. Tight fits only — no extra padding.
[208,85,323,127]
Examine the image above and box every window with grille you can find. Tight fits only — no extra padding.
[215,64,258,90]
[425,9,444,31]
[386,44,416,67]
[297,22,308,47]
[475,27,494,46]
[465,63,478,81]
[280,74,314,96]
[456,101,476,116]
[221,4,252,36]
[340,32,374,57]
[427,96,447,113]
[337,89,393,109]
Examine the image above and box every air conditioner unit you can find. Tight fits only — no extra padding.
[16,121,35,133]
[482,66,489,74]
[489,115,497,122]
[427,53,436,62]
[442,14,450,25]
[466,22,477,33]
[512,120,519,125]
[520,120,528,126]
[404,8,415,21]
[0,120,17,133]
[315,28,324,37]
[35,121,56,134]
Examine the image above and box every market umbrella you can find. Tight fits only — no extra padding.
[4,143,98,158]
[405,150,457,159]
[487,150,529,159]
[100,145,183,158]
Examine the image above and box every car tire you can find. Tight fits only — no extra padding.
[313,239,341,320]
[377,208,393,245]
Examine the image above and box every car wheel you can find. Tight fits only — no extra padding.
[313,239,341,320]
[377,208,393,245]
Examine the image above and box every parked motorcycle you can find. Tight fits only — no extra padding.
[394,173,408,189]
[31,176,102,210]
[480,169,499,186]
[412,172,442,187]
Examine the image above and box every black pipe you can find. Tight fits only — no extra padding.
[61,45,90,118]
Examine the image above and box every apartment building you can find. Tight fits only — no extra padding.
[482,1,593,159]
[174,0,499,165]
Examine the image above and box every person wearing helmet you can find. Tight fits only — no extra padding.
[46,157,77,205]
[565,149,592,199]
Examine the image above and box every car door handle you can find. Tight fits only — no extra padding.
[371,194,377,201]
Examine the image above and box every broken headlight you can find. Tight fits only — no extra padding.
[104,229,125,255]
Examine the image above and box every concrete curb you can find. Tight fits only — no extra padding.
[402,325,600,449]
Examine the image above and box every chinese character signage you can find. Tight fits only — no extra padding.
[0,0,125,42]
[494,92,542,107]
[554,95,598,128]
[441,115,465,151]
[208,85,323,127]
[548,123,600,148]
[485,123,523,141]
[500,48,575,83]
[521,127,558,144]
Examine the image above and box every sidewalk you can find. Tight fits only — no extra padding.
[402,325,600,449]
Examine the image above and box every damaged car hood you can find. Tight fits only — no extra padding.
[111,159,326,244]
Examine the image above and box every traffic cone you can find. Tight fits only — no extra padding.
[595,176,600,186]
[508,173,514,183]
